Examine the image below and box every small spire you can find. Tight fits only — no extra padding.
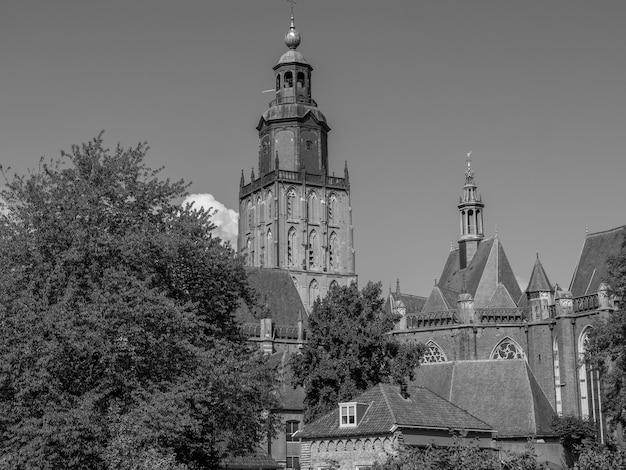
[240,169,245,187]
[465,151,474,181]
[251,167,255,181]
[494,225,498,237]
[585,225,589,235]
[275,151,280,170]
[344,160,349,180]
[396,279,401,296]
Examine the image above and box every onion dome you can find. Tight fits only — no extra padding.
[284,15,301,49]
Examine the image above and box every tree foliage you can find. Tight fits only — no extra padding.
[573,441,626,470]
[372,441,550,470]
[0,135,278,469]
[291,281,424,422]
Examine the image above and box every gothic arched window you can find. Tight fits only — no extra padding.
[328,194,337,225]
[578,327,599,420]
[246,238,252,267]
[553,335,563,416]
[309,279,319,307]
[307,191,319,224]
[491,338,525,360]
[422,341,447,363]
[257,196,263,225]
[266,230,273,268]
[330,280,339,291]
[276,74,281,91]
[286,188,297,220]
[266,191,273,221]
[287,227,297,267]
[309,230,319,269]
[329,232,338,270]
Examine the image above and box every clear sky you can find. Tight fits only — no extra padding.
[1,0,625,297]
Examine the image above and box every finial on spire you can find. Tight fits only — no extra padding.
[284,1,301,50]
[494,225,498,237]
[396,279,401,296]
[465,151,474,179]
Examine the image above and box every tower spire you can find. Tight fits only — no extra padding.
[458,153,485,268]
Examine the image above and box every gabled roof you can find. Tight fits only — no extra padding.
[266,350,305,411]
[569,225,625,297]
[412,361,555,438]
[236,268,306,327]
[526,255,553,293]
[421,285,456,312]
[434,238,522,310]
[297,383,493,439]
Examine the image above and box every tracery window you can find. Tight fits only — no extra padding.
[421,341,447,363]
[287,227,296,266]
[266,191,273,220]
[266,230,273,268]
[330,280,339,291]
[328,194,337,225]
[246,238,252,267]
[286,188,296,219]
[491,338,525,360]
[309,279,319,306]
[307,191,319,224]
[309,230,319,269]
[578,327,598,420]
[257,196,263,225]
[329,232,338,270]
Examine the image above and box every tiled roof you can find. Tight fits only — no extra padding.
[220,446,281,469]
[298,383,493,439]
[412,360,555,438]
[385,292,427,314]
[421,285,455,312]
[433,238,522,310]
[236,268,306,327]
[266,350,305,411]
[526,255,553,293]
[569,226,625,296]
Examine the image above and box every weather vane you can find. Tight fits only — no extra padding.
[466,151,472,168]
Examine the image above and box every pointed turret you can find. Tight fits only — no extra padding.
[526,253,554,321]
[458,155,485,268]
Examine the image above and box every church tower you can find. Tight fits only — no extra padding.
[238,15,357,311]
[458,155,484,269]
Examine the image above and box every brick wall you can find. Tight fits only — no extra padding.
[304,434,399,470]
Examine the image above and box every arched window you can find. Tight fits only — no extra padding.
[309,230,319,269]
[276,74,281,91]
[246,238,252,267]
[553,336,563,416]
[297,71,305,88]
[329,232,338,270]
[309,279,319,307]
[266,191,273,220]
[578,327,599,421]
[284,71,293,88]
[476,209,483,233]
[287,227,296,266]
[307,191,319,224]
[257,196,263,225]
[490,337,525,360]
[467,209,475,234]
[286,188,296,220]
[422,341,447,363]
[330,280,339,291]
[328,194,337,225]
[266,230,273,268]
[247,200,253,231]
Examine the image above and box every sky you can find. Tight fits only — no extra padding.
[1,0,625,297]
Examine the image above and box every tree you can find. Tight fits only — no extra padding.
[551,415,597,464]
[372,440,550,470]
[0,135,278,469]
[291,281,424,422]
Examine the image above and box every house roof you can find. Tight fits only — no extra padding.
[220,446,281,469]
[526,255,553,293]
[297,383,493,439]
[430,237,522,310]
[412,360,556,438]
[569,225,625,297]
[266,350,305,411]
[236,268,307,327]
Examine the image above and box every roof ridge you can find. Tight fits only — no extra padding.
[585,225,626,238]
[379,383,398,425]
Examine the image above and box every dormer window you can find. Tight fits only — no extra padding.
[340,404,356,427]
[339,401,368,428]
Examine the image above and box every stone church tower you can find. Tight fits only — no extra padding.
[238,16,357,310]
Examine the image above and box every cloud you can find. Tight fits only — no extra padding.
[182,193,239,246]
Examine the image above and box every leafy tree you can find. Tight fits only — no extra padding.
[551,415,597,462]
[574,441,626,470]
[0,135,278,469]
[291,281,424,422]
[372,440,549,470]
